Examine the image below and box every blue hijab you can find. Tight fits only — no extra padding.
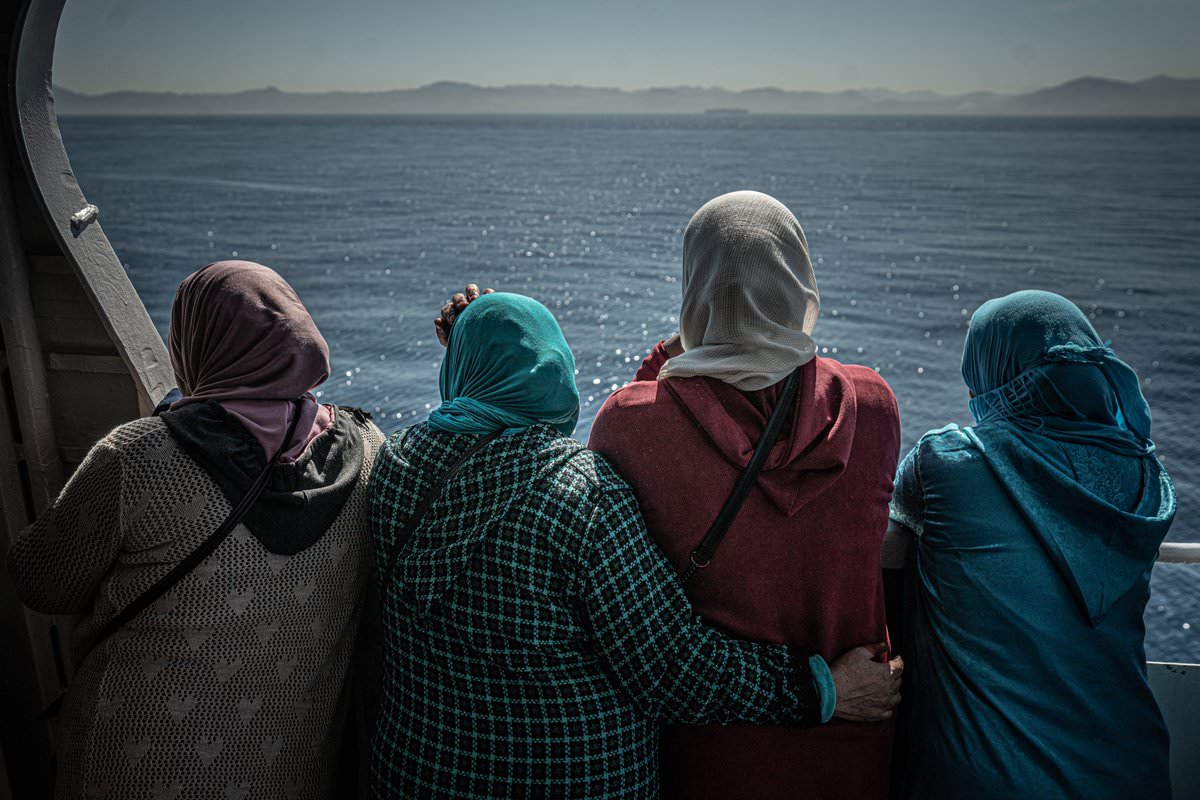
[961,290,1175,624]
[428,292,579,437]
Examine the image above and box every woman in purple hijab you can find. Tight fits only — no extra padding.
[168,260,335,461]
[8,261,385,799]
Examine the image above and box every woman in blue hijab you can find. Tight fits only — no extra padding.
[889,290,1175,799]
[367,290,901,798]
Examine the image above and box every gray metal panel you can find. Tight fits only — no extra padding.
[0,134,66,789]
[1149,662,1200,800]
[0,140,61,515]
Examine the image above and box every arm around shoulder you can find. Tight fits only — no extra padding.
[576,485,833,726]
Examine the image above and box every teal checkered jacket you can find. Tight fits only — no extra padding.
[367,423,819,798]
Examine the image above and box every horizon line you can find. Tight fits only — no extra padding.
[55,73,1199,99]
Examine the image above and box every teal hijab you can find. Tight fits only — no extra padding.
[963,289,1153,456]
[428,292,579,437]
[961,290,1175,624]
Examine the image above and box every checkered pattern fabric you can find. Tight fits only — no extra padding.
[367,423,816,799]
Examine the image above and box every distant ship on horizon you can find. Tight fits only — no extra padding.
[703,107,750,115]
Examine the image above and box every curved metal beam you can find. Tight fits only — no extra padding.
[11,0,173,414]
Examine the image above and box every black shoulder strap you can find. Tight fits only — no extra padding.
[98,405,301,641]
[39,400,303,720]
[380,429,504,579]
[97,400,304,639]
[680,366,803,585]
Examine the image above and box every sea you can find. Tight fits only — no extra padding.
[57,114,1200,662]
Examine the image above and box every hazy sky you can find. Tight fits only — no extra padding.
[55,0,1200,95]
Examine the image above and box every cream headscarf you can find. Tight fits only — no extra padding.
[659,190,819,390]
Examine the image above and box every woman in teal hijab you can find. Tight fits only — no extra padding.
[890,290,1175,800]
[428,291,579,436]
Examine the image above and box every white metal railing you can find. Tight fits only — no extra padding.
[1157,542,1200,564]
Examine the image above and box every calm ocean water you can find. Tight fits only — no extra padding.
[58,114,1199,661]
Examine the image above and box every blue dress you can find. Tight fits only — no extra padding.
[891,423,1172,800]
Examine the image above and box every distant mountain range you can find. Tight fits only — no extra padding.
[54,75,1200,116]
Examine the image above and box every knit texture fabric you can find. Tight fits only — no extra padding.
[367,423,819,799]
[7,410,383,800]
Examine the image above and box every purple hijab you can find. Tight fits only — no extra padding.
[169,261,333,462]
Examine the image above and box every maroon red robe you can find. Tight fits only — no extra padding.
[588,342,901,800]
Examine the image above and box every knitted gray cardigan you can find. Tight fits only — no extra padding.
[8,410,382,799]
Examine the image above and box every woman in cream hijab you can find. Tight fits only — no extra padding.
[660,189,819,388]
[591,190,905,800]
